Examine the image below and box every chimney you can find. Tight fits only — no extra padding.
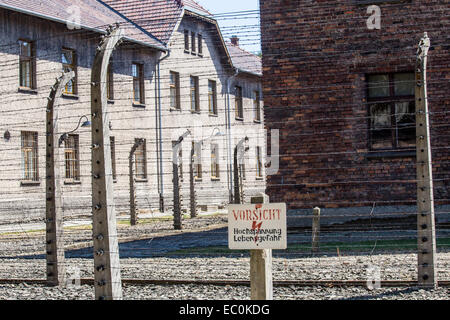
[230,36,239,46]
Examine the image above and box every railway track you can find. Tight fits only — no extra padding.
[0,278,448,287]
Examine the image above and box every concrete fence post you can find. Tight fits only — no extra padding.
[312,207,321,253]
[45,71,75,287]
[90,24,124,300]
[129,139,144,226]
[415,32,437,289]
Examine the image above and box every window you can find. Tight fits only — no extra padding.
[191,31,196,53]
[198,34,203,56]
[211,144,220,180]
[184,30,190,52]
[64,134,80,181]
[62,48,77,95]
[190,76,200,112]
[256,146,263,178]
[235,86,243,119]
[367,73,415,150]
[107,61,114,101]
[110,137,117,181]
[135,138,147,180]
[192,142,202,180]
[132,63,145,104]
[172,141,183,181]
[19,40,36,89]
[170,71,181,110]
[253,91,261,122]
[208,80,217,115]
[21,131,39,182]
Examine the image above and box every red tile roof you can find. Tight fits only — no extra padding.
[226,42,262,76]
[101,0,211,44]
[0,0,165,49]
[0,0,261,75]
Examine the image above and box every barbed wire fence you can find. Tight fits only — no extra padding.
[0,4,448,300]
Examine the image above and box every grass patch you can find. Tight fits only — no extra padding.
[117,216,175,227]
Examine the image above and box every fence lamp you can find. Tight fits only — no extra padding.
[58,115,91,147]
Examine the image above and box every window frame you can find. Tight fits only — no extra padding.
[193,141,203,181]
[184,30,190,52]
[208,80,217,115]
[367,72,416,151]
[235,86,244,120]
[170,71,181,110]
[62,48,77,95]
[253,90,261,122]
[21,131,39,182]
[190,76,200,113]
[18,40,36,90]
[210,143,220,180]
[198,34,203,56]
[134,138,147,181]
[132,62,145,105]
[191,31,196,54]
[64,134,80,182]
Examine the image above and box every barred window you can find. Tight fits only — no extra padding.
[135,138,147,180]
[19,40,36,89]
[211,144,220,179]
[21,131,39,182]
[192,141,202,180]
[64,134,80,181]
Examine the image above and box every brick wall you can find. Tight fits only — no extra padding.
[260,0,450,209]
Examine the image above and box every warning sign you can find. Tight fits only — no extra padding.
[228,203,287,250]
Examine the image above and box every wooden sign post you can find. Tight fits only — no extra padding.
[228,200,287,300]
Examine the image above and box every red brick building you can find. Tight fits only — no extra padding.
[259,1,449,218]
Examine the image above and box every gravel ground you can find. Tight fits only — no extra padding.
[0,214,449,300]
[1,252,450,281]
[0,283,448,300]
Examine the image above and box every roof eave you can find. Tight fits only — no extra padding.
[183,9,234,71]
[236,68,262,78]
[0,3,167,52]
